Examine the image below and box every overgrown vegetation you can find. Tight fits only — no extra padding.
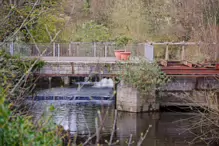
[74,21,110,42]
[0,50,63,145]
[0,0,218,42]
[0,50,44,103]
[0,100,62,145]
[118,57,169,96]
[1,0,219,59]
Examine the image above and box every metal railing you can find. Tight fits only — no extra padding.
[0,42,145,57]
[1,41,217,61]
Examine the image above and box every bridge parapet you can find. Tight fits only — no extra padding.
[38,61,121,77]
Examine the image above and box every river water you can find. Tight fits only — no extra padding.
[27,85,208,146]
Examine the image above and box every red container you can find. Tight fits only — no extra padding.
[114,50,125,60]
[120,52,131,61]
[216,64,219,69]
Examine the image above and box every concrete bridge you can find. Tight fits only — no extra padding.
[2,42,219,112]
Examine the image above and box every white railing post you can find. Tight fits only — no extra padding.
[165,43,169,60]
[58,43,60,62]
[104,43,108,57]
[181,41,185,61]
[53,42,56,57]
[93,42,97,57]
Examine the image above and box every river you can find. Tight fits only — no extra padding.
[27,84,208,146]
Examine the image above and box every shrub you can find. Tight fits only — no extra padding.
[0,51,62,146]
[118,57,169,96]
[74,21,111,42]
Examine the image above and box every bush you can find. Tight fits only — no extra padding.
[74,21,111,42]
[118,57,169,96]
[0,87,62,146]
[0,50,62,146]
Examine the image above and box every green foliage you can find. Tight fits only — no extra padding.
[0,88,62,146]
[0,0,63,42]
[0,50,62,146]
[0,50,45,101]
[118,57,169,96]
[29,13,65,43]
[0,103,61,146]
[114,36,132,47]
[74,21,111,42]
[83,0,91,14]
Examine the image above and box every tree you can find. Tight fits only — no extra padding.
[0,0,63,42]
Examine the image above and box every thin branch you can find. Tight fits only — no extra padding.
[0,0,39,46]
[25,26,40,53]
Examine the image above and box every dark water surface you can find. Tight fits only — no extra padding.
[28,86,207,146]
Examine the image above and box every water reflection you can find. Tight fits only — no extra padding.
[28,100,205,146]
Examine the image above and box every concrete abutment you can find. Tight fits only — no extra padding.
[116,82,159,113]
[116,77,219,113]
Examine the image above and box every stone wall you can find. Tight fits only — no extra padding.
[40,62,72,74]
[39,62,120,75]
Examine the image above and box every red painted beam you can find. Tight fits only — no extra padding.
[161,68,219,75]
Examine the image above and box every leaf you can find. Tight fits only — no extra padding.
[49,105,55,112]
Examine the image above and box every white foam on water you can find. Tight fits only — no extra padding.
[92,78,114,88]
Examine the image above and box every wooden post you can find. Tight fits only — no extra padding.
[181,41,185,61]
[53,42,56,57]
[165,44,169,60]
[214,42,218,61]
[104,44,108,57]
[49,77,52,89]
[93,42,97,57]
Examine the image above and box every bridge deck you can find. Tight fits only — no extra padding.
[33,57,219,77]
[32,57,117,63]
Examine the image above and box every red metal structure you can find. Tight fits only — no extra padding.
[160,60,219,76]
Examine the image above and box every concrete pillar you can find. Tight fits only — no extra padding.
[116,82,159,112]
[48,77,52,89]
[63,76,70,86]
